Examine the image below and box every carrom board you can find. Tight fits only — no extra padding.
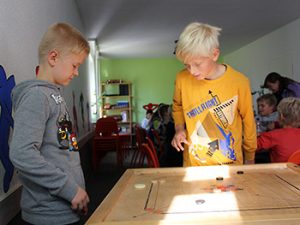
[86,163,300,225]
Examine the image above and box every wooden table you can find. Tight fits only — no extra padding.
[85,163,300,225]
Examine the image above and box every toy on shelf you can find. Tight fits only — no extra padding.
[143,103,158,112]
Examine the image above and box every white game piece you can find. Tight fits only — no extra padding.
[213,188,221,193]
[134,183,146,189]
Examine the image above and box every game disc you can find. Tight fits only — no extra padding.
[134,183,146,189]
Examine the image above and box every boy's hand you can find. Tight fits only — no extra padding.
[71,187,90,215]
[267,122,275,131]
[171,127,189,151]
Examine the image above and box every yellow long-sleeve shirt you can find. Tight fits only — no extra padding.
[173,64,257,167]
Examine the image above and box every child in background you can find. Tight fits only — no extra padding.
[257,97,300,162]
[141,109,153,131]
[10,23,90,225]
[172,22,257,166]
[263,72,300,103]
[256,93,278,133]
[161,105,183,167]
[141,103,158,131]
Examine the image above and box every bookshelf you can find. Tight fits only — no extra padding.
[100,80,133,135]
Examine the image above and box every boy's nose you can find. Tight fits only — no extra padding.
[190,67,199,76]
[74,70,79,76]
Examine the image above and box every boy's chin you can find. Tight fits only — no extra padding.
[60,81,70,86]
[195,76,206,80]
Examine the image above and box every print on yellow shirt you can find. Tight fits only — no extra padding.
[188,96,238,165]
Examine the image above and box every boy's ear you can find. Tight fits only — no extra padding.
[279,113,284,122]
[211,48,220,61]
[48,50,58,66]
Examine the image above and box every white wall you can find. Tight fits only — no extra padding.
[0,1,92,224]
[224,18,300,96]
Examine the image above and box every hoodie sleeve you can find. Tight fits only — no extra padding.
[10,88,78,202]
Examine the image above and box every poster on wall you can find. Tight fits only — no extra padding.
[0,65,15,193]
[72,91,92,138]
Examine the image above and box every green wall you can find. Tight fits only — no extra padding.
[99,57,184,123]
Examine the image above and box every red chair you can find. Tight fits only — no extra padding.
[141,143,159,168]
[130,125,147,167]
[130,125,160,168]
[93,117,122,170]
[145,137,159,167]
[150,128,164,157]
[288,149,300,165]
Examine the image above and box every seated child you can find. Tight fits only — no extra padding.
[161,105,183,167]
[141,109,153,131]
[256,93,278,133]
[256,97,300,163]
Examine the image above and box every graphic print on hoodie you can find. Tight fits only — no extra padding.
[51,93,79,151]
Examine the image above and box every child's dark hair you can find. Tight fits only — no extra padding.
[263,72,297,92]
[146,109,153,114]
[256,93,277,106]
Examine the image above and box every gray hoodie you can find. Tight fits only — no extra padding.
[10,80,85,225]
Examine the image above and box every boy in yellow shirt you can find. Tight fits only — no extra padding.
[172,22,257,166]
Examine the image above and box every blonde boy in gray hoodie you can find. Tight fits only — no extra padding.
[10,22,90,225]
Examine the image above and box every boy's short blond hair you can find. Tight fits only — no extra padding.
[38,22,90,63]
[277,97,300,127]
[175,22,221,61]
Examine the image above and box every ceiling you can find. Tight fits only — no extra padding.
[75,0,300,58]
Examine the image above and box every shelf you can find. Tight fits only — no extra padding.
[101,82,131,86]
[100,81,133,137]
[103,107,131,111]
[102,95,132,98]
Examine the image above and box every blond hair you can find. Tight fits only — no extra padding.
[38,22,90,63]
[277,97,300,127]
[175,22,221,61]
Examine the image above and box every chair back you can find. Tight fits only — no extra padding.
[135,125,147,148]
[93,117,122,169]
[95,117,119,137]
[288,149,300,165]
[131,125,160,168]
[145,137,159,166]
[150,128,164,157]
[141,143,159,168]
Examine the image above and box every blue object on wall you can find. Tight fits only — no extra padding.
[0,65,15,193]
